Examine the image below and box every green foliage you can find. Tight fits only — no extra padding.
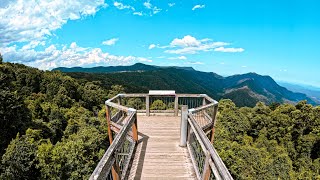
[108,85,124,98]
[126,98,145,110]
[215,99,320,179]
[0,62,109,179]
[1,131,40,179]
[150,100,166,110]
[0,90,31,155]
[0,53,2,64]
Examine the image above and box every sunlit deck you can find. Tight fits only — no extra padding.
[90,91,233,180]
[128,116,195,179]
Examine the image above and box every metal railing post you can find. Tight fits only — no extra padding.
[180,105,188,147]
[146,95,150,116]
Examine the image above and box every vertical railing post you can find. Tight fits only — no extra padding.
[106,104,113,144]
[117,96,121,105]
[146,95,150,116]
[174,95,179,116]
[130,109,138,142]
[210,105,218,143]
[180,105,188,147]
[202,96,206,117]
[106,103,120,180]
[202,150,211,180]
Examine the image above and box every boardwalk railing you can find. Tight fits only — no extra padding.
[90,91,233,180]
[90,101,138,180]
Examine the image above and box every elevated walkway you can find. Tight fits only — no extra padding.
[90,91,233,180]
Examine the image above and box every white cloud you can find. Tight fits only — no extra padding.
[241,65,247,68]
[21,41,46,50]
[168,56,187,60]
[142,1,161,15]
[171,35,201,47]
[214,47,245,53]
[0,42,152,70]
[168,3,175,7]
[102,38,119,46]
[0,0,106,45]
[148,44,156,49]
[153,7,162,14]
[133,12,143,16]
[143,1,152,9]
[192,4,205,11]
[114,2,135,11]
[150,35,243,54]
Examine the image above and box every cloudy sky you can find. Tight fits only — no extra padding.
[0,0,319,86]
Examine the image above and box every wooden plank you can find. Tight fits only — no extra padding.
[106,101,129,112]
[150,110,175,113]
[190,103,215,114]
[122,93,148,97]
[107,94,121,103]
[128,116,196,179]
[177,94,203,98]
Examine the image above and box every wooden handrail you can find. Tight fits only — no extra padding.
[90,112,136,180]
[188,114,233,180]
[189,102,217,114]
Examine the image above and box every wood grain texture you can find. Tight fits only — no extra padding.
[128,116,196,180]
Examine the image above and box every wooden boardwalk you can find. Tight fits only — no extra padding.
[128,115,196,180]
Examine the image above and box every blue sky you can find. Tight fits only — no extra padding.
[0,0,320,87]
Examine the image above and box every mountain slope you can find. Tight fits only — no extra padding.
[54,63,317,107]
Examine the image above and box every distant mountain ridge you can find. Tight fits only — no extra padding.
[53,63,317,107]
[278,82,320,104]
[53,63,195,73]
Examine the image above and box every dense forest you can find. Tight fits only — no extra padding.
[0,62,319,179]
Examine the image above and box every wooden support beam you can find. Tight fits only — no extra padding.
[210,106,218,144]
[106,105,121,180]
[106,105,113,144]
[132,113,138,142]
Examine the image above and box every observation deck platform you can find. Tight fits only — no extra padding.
[128,116,195,179]
[90,91,233,180]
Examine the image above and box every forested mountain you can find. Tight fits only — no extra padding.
[55,63,317,107]
[53,63,195,73]
[0,62,319,179]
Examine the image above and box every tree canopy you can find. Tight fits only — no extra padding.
[0,62,319,179]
